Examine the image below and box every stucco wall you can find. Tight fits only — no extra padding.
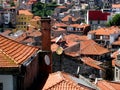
[0,75,13,90]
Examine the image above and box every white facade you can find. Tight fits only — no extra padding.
[87,33,94,39]
[112,7,120,14]
[40,0,46,3]
[0,75,13,90]
[87,31,120,45]
[110,32,120,44]
[56,0,68,5]
[4,12,10,24]
[114,66,120,81]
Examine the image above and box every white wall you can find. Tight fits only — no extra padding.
[110,33,119,44]
[114,66,120,81]
[0,75,13,90]
[87,33,94,39]
[4,12,10,24]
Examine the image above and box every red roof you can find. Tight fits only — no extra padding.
[81,57,103,70]
[65,39,110,57]
[89,10,110,20]
[0,34,39,67]
[80,40,109,55]
[42,71,94,90]
[97,80,120,90]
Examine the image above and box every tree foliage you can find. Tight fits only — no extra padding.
[107,14,120,26]
[32,2,58,17]
[10,2,15,7]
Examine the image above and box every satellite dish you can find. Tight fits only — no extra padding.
[56,46,63,55]
[44,55,50,65]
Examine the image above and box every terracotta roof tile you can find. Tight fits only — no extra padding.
[97,80,120,90]
[89,26,120,35]
[0,34,39,67]
[81,57,103,70]
[64,34,88,42]
[112,4,120,8]
[19,10,33,15]
[54,27,66,31]
[27,30,42,37]
[80,40,110,55]
[70,23,89,28]
[1,30,12,36]
[62,15,76,22]
[42,71,93,90]
[51,44,59,52]
[65,40,109,57]
[53,22,67,27]
[23,38,35,43]
[15,33,27,42]
[112,40,120,45]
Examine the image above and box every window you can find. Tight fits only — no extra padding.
[116,68,119,80]
[0,83,3,90]
[90,21,92,24]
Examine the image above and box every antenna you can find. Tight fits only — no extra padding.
[77,66,80,74]
[55,35,63,43]
[94,78,98,84]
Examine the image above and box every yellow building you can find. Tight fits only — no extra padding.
[16,9,33,31]
[29,16,41,30]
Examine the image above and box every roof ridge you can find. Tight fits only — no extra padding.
[0,34,38,49]
[0,49,17,64]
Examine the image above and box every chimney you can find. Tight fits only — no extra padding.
[41,18,51,51]
[40,18,52,73]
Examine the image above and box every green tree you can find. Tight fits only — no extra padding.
[32,2,58,17]
[107,14,120,26]
[10,2,15,7]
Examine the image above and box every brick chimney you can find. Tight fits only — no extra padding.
[41,18,51,51]
[40,18,52,73]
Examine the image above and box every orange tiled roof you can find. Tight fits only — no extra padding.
[62,15,76,22]
[56,27,66,31]
[81,57,103,70]
[53,22,67,27]
[89,26,120,35]
[97,80,120,90]
[80,40,109,55]
[65,39,109,57]
[23,37,35,43]
[15,33,27,42]
[70,23,89,28]
[51,43,59,52]
[34,16,41,20]
[112,40,120,45]
[42,71,93,90]
[51,36,78,52]
[1,30,12,36]
[27,30,42,37]
[15,30,42,42]
[19,10,33,15]
[112,4,120,8]
[64,34,88,42]
[0,34,39,67]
